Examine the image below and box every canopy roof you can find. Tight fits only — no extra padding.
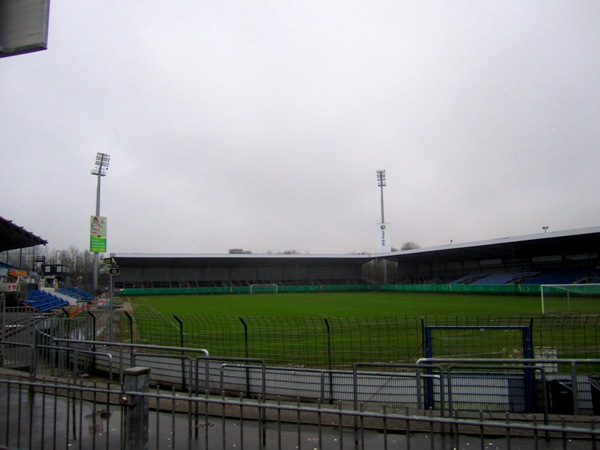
[0,217,47,252]
[111,252,374,268]
[383,226,600,265]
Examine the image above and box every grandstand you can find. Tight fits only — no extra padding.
[21,289,68,312]
[3,213,600,296]
[56,286,94,302]
[111,226,600,292]
[0,217,48,306]
[386,226,600,285]
[3,220,600,445]
[0,216,95,311]
[111,253,372,291]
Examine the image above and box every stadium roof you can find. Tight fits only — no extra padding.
[383,226,600,265]
[111,252,374,268]
[111,226,600,269]
[0,217,47,252]
[112,226,600,266]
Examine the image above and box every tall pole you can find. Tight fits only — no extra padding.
[93,172,101,292]
[377,170,386,223]
[376,170,387,284]
[109,273,114,341]
[91,153,110,294]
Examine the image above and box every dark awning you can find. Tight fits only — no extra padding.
[0,217,47,252]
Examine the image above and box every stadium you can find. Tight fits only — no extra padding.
[111,225,600,291]
[2,215,600,448]
[2,2,600,447]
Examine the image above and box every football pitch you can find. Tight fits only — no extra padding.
[128,291,600,317]
[123,291,600,366]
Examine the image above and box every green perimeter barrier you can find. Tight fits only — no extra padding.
[116,283,544,297]
[380,284,541,295]
[117,283,377,296]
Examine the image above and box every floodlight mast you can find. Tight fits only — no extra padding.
[90,152,110,293]
[376,170,386,223]
[376,170,388,284]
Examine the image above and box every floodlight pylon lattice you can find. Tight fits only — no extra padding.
[376,170,386,223]
[91,152,110,293]
[376,170,389,283]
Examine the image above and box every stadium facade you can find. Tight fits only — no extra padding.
[111,226,600,289]
[2,215,599,290]
[385,225,600,285]
[110,253,373,290]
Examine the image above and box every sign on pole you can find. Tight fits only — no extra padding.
[375,223,391,253]
[90,216,107,253]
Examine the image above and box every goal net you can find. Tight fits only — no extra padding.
[540,283,600,314]
[249,283,278,294]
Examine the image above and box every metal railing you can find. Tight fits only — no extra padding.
[417,357,600,417]
[0,373,599,450]
[4,337,600,417]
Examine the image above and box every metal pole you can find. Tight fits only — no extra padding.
[541,285,546,315]
[122,366,150,450]
[380,182,385,224]
[91,152,109,295]
[92,170,102,293]
[109,273,114,342]
[376,170,388,284]
[376,170,386,224]
[0,295,4,366]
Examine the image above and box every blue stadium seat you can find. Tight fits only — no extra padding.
[23,290,69,312]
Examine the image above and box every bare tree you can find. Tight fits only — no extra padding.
[34,246,99,292]
[401,241,420,251]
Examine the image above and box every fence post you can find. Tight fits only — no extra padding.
[87,311,97,343]
[87,311,97,372]
[324,318,332,371]
[174,315,187,391]
[122,366,151,450]
[124,311,134,344]
[0,296,4,367]
[324,318,334,403]
[239,317,249,359]
[239,318,251,395]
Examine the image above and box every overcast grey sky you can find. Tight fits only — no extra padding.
[2,1,599,255]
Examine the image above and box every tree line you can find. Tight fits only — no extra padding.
[35,245,103,292]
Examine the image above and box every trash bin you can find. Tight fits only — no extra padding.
[548,379,574,415]
[589,376,600,415]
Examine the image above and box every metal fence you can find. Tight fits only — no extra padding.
[4,334,600,417]
[1,372,599,450]
[2,306,600,448]
[80,311,600,369]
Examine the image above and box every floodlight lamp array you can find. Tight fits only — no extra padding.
[91,153,110,176]
[376,170,386,187]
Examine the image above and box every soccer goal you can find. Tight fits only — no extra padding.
[540,283,600,314]
[249,283,279,294]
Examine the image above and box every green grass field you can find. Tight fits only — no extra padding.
[128,291,600,317]
[122,291,600,367]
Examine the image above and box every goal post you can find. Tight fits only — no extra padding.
[540,283,600,314]
[249,283,278,294]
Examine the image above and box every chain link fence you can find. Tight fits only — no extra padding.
[82,311,600,370]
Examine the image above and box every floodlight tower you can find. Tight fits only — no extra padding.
[376,170,386,224]
[376,170,388,284]
[91,152,110,293]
